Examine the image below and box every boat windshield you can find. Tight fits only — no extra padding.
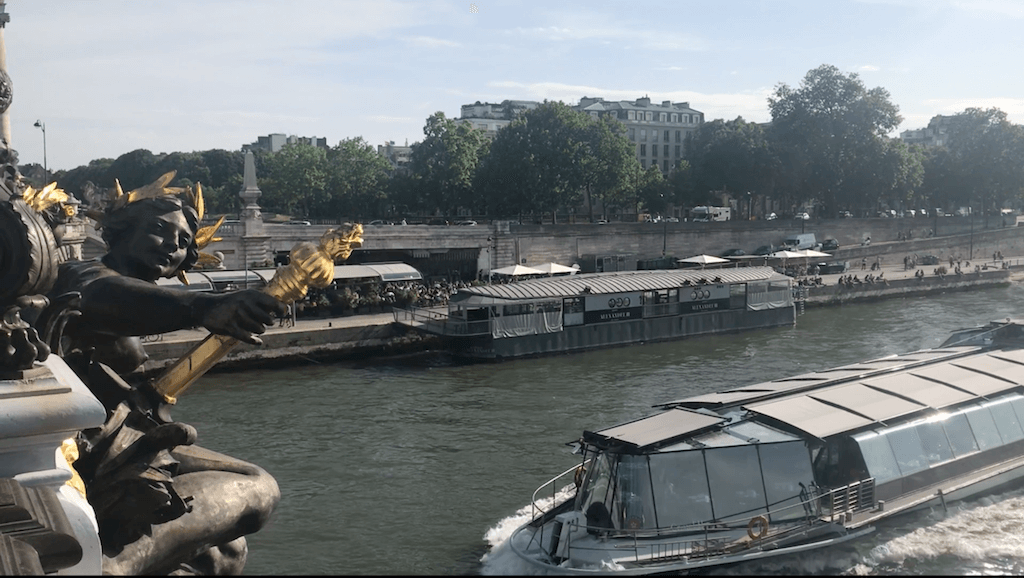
[576,440,816,533]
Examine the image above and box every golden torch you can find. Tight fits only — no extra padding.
[148,224,363,404]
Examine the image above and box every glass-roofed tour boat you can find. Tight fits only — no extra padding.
[506,318,1024,574]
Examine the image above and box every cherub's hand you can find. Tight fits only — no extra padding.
[0,305,50,369]
[195,290,288,345]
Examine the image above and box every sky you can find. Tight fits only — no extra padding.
[4,0,1024,172]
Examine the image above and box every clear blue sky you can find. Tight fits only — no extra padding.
[5,0,1023,172]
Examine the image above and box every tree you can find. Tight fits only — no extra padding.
[767,64,903,216]
[409,112,489,216]
[259,143,328,217]
[684,117,777,209]
[477,101,637,222]
[942,108,1024,216]
[325,137,394,220]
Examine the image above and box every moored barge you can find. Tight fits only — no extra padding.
[503,318,1024,574]
[393,267,795,359]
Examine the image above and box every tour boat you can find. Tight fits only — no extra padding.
[507,318,1024,574]
[394,267,795,360]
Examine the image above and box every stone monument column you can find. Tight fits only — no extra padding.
[0,1,10,146]
[237,150,270,269]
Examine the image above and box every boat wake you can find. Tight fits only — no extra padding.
[480,486,577,576]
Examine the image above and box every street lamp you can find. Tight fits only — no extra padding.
[33,120,47,185]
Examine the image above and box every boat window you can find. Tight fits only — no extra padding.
[854,432,901,484]
[613,455,655,530]
[648,450,712,529]
[578,452,616,532]
[759,442,816,523]
[1010,398,1024,431]
[915,419,954,465]
[886,424,928,476]
[941,412,979,458]
[964,405,1004,450]
[986,399,1024,444]
[704,445,768,521]
[728,421,800,444]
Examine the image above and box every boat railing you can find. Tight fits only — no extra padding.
[540,479,878,565]
[392,306,492,336]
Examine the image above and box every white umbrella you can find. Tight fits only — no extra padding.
[768,250,806,260]
[796,249,832,259]
[677,254,730,269]
[489,264,545,277]
[533,262,578,276]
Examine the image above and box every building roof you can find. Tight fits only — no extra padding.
[452,267,787,304]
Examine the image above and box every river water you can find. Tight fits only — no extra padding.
[174,283,1024,575]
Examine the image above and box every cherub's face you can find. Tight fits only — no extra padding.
[112,210,193,281]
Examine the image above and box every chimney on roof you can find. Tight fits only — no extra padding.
[636,96,651,106]
[662,101,671,106]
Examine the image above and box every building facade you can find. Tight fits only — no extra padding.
[899,115,954,148]
[457,96,704,173]
[377,140,414,174]
[576,96,703,173]
[245,133,329,153]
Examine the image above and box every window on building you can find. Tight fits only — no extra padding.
[675,145,680,157]
[629,128,635,140]
[684,114,690,123]
[663,144,669,157]
[641,129,647,141]
[671,113,677,123]
[653,130,659,142]
[628,110,635,120]
[640,144,647,156]
[675,130,681,143]
[590,111,598,118]
[663,160,669,172]
[660,113,667,122]
[646,111,653,121]
[641,159,647,168]
[652,145,658,157]
[664,130,669,142]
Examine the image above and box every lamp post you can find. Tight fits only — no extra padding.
[33,120,46,185]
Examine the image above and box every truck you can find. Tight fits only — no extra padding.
[690,205,731,222]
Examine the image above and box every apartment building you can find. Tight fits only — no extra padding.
[245,133,329,153]
[576,96,704,173]
[457,100,541,139]
[377,140,414,174]
[899,115,954,148]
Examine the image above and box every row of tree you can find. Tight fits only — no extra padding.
[36,64,1024,222]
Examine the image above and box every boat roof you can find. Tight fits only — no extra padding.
[452,267,788,304]
[586,337,1024,452]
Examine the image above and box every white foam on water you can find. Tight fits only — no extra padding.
[858,490,1024,572]
[480,485,581,576]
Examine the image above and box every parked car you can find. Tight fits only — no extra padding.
[919,255,940,265]
[456,220,477,226]
[720,248,746,257]
[795,212,811,220]
[838,210,853,218]
[753,244,775,256]
[817,261,848,274]
[765,213,778,220]
[821,238,840,252]
[285,220,311,226]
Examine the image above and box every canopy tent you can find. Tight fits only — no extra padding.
[490,264,545,277]
[678,254,731,269]
[795,249,832,259]
[768,250,807,260]
[532,262,579,276]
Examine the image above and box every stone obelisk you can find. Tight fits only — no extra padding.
[237,150,270,270]
[0,1,12,146]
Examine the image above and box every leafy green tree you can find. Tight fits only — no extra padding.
[943,108,1024,216]
[259,143,328,217]
[477,101,638,222]
[767,64,903,216]
[684,117,777,208]
[410,112,489,216]
[325,137,394,220]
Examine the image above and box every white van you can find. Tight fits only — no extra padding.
[780,233,818,250]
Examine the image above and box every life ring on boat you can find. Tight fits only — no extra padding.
[574,466,586,488]
[747,515,769,540]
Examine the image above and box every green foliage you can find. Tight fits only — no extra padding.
[942,108,1024,212]
[325,137,394,219]
[259,143,328,217]
[768,64,903,215]
[410,112,490,216]
[684,117,777,205]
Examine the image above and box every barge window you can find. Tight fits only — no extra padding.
[963,405,1003,450]
[578,452,616,532]
[759,442,816,522]
[941,412,980,457]
[886,424,928,476]
[915,419,954,465]
[648,450,712,528]
[986,400,1024,444]
[854,432,901,484]
[704,445,768,521]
